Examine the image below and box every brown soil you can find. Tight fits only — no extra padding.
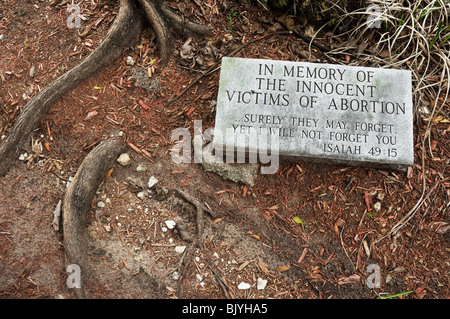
[0,0,448,300]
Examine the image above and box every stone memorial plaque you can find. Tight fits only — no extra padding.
[213,57,414,170]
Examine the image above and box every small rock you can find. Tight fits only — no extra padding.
[29,66,36,78]
[148,176,158,188]
[84,110,98,121]
[133,252,144,261]
[237,282,251,290]
[196,274,203,281]
[175,245,186,254]
[18,152,28,161]
[136,164,147,173]
[117,153,131,166]
[165,220,176,229]
[373,202,381,212]
[97,201,105,208]
[172,271,180,280]
[137,191,147,200]
[161,226,168,232]
[257,278,267,290]
[126,56,135,66]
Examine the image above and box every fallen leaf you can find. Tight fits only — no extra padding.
[293,216,304,224]
[93,86,102,90]
[251,234,260,240]
[105,168,114,179]
[84,110,98,120]
[430,140,438,151]
[276,265,290,272]
[238,260,253,271]
[213,218,223,224]
[338,274,360,285]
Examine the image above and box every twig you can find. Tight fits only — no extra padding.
[175,188,212,249]
[207,263,234,299]
[340,225,356,271]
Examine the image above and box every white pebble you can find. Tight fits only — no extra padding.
[97,201,105,208]
[161,226,168,232]
[116,153,131,166]
[165,220,176,229]
[175,245,186,254]
[148,176,158,188]
[373,202,381,212]
[237,282,251,290]
[257,278,268,290]
[137,191,147,200]
[18,152,28,161]
[136,164,147,173]
[126,56,135,66]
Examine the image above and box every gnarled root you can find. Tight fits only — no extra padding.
[63,138,127,298]
[137,0,211,64]
[0,0,143,177]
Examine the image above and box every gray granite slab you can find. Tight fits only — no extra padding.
[213,57,414,170]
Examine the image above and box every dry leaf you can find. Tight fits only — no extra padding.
[276,265,290,272]
[238,260,253,271]
[251,234,260,240]
[338,274,360,285]
[258,258,269,275]
[106,168,114,179]
[213,218,223,224]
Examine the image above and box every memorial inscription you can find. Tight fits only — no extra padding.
[214,57,414,170]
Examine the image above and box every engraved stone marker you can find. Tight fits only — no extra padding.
[213,57,414,170]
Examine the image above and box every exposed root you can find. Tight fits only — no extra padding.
[137,0,212,64]
[137,0,172,63]
[0,0,143,177]
[0,0,211,177]
[175,188,216,249]
[63,138,127,298]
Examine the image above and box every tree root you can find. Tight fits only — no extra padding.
[0,0,211,299]
[0,0,211,177]
[63,137,127,298]
[0,0,143,177]
[137,0,212,64]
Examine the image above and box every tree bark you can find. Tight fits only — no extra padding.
[63,137,127,298]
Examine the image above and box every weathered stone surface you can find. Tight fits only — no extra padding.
[214,57,414,170]
[201,142,259,187]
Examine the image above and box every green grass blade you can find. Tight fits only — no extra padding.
[378,290,414,299]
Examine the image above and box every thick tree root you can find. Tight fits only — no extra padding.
[137,0,212,64]
[0,0,143,177]
[63,138,127,298]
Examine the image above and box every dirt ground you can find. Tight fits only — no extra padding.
[0,0,449,300]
